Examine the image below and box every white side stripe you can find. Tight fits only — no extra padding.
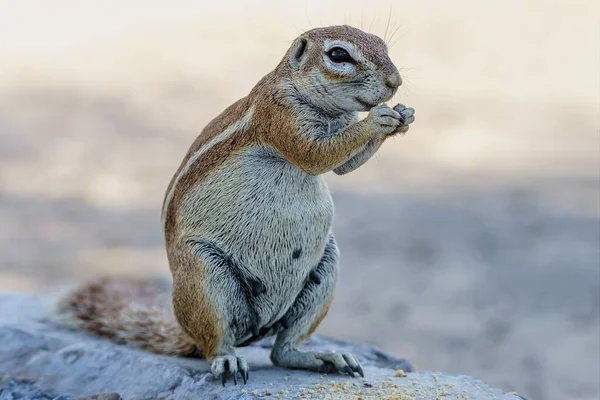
[161,106,255,225]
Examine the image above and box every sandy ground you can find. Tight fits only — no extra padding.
[1,1,599,399]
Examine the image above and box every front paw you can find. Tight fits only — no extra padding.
[391,103,416,135]
[367,105,403,136]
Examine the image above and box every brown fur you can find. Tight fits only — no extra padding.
[169,242,223,361]
[55,277,199,356]
[287,25,396,79]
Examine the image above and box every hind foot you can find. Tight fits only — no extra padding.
[211,355,249,386]
[316,351,364,377]
[271,348,364,378]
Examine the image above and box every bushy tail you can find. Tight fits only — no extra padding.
[52,276,200,357]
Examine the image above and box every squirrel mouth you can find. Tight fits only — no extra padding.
[354,97,378,109]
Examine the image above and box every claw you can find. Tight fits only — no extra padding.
[342,366,355,377]
[213,356,249,387]
[355,364,365,378]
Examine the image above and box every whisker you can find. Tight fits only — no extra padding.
[383,7,393,43]
[360,7,365,30]
[387,24,402,46]
[400,65,421,79]
[389,34,406,50]
[344,9,353,26]
[368,15,377,34]
[304,7,313,30]
[389,26,412,50]
[401,77,417,94]
[399,72,418,82]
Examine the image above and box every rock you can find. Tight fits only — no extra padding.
[0,378,69,400]
[0,294,523,399]
[78,394,122,400]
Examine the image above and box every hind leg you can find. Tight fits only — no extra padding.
[270,233,364,377]
[169,238,261,385]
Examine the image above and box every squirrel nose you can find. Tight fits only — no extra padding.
[385,71,402,89]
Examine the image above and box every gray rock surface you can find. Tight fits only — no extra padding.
[0,294,524,400]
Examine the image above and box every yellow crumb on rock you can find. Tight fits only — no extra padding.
[245,373,469,400]
[394,369,407,378]
[288,378,418,400]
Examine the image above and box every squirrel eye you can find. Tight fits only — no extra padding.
[327,47,354,63]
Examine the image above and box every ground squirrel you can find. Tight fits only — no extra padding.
[54,25,415,385]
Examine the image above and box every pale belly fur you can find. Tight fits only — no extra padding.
[178,146,335,332]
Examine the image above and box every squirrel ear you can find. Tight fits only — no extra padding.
[289,38,308,69]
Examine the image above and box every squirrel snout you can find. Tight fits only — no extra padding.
[385,71,402,89]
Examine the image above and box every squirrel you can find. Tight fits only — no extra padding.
[53,25,415,386]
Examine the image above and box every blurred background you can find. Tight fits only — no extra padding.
[1,0,598,399]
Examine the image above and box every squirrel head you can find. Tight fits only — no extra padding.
[280,25,402,115]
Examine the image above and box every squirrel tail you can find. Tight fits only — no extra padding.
[51,276,200,357]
